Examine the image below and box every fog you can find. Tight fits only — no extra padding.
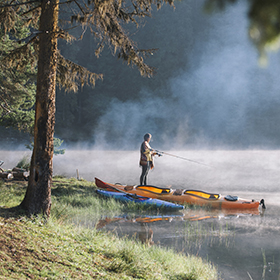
[1,148,279,209]
[52,149,280,211]
[92,1,280,149]
[2,1,280,204]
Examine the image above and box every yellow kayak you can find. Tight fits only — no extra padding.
[95,178,265,210]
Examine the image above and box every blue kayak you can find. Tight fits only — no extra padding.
[96,189,184,210]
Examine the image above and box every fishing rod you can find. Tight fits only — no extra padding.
[154,150,210,167]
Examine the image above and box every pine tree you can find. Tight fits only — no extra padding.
[0,0,174,216]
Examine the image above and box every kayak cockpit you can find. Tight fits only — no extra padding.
[133,185,221,200]
[183,190,221,200]
[135,185,172,194]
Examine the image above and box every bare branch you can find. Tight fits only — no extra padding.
[0,94,12,114]
[74,0,87,15]
[17,30,42,43]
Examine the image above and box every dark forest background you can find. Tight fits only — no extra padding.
[1,1,196,147]
[2,1,280,150]
[55,1,199,145]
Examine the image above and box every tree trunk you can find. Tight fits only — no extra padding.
[20,0,59,217]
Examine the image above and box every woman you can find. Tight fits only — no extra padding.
[139,133,158,185]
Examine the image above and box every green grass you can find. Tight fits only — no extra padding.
[0,177,218,280]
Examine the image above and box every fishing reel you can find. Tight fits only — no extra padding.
[150,149,162,157]
[154,150,162,157]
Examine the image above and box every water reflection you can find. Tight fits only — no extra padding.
[96,208,262,246]
[138,223,154,246]
[95,207,276,279]
[96,208,263,229]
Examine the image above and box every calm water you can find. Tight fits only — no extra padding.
[2,149,280,279]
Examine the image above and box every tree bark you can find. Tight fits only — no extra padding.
[20,0,59,217]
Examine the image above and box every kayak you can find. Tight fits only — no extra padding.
[95,178,265,210]
[96,189,184,210]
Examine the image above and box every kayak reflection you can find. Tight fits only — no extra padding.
[96,208,262,228]
[96,208,264,246]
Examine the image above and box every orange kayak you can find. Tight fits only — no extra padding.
[95,178,265,210]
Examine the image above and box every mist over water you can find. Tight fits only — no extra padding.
[92,1,280,149]
[52,149,280,206]
[2,149,279,204]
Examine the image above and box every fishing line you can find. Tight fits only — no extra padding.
[155,150,210,167]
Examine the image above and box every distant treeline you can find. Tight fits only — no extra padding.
[1,1,196,147]
[54,2,199,144]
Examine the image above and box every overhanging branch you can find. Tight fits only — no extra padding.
[0,0,40,8]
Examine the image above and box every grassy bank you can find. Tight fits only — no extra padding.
[0,178,218,279]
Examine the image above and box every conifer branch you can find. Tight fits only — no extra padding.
[0,0,40,8]
[20,3,41,16]
[1,35,39,70]
[69,0,164,77]
[0,4,18,33]
[56,52,103,92]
